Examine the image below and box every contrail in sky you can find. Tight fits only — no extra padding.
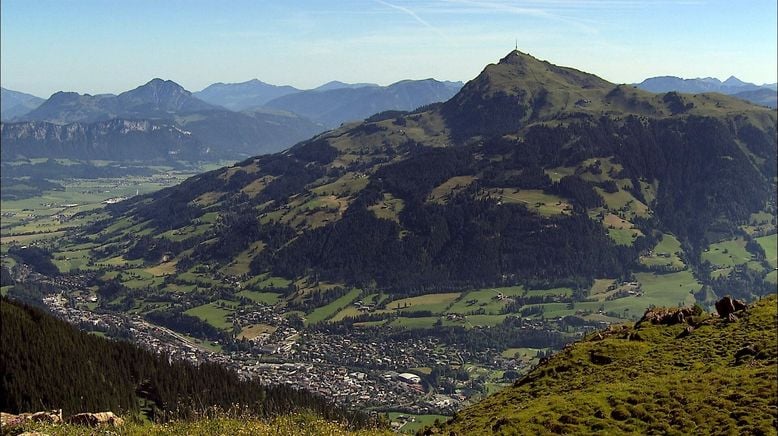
[375,0,449,40]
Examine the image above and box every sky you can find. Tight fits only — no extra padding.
[1,0,776,98]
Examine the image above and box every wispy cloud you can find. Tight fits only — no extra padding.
[374,0,449,40]
[439,0,600,33]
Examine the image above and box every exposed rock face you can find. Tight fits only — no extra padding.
[715,296,747,319]
[29,411,62,424]
[0,410,62,428]
[65,411,125,427]
[0,119,204,161]
[2,410,124,431]
[636,306,699,327]
[1,411,22,428]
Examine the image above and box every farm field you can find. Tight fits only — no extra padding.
[514,271,699,321]
[387,292,461,314]
[305,288,362,325]
[184,301,237,330]
[428,176,476,203]
[640,234,685,270]
[459,314,510,327]
[330,293,389,322]
[389,316,440,329]
[1,164,225,272]
[596,187,650,219]
[221,241,264,276]
[368,193,405,222]
[236,290,281,305]
[501,347,545,360]
[758,233,778,284]
[387,413,451,434]
[242,274,293,291]
[756,234,777,268]
[237,323,276,340]
[619,271,699,316]
[446,289,509,315]
[488,188,572,216]
[703,238,754,267]
[523,287,572,297]
[607,227,639,246]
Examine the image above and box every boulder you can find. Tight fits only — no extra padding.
[636,306,696,327]
[29,410,62,424]
[1,412,24,428]
[1,410,61,428]
[735,346,757,360]
[676,326,694,338]
[715,296,746,318]
[589,352,613,365]
[65,411,124,427]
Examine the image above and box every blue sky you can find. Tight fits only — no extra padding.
[2,0,776,97]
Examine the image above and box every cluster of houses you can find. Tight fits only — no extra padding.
[25,266,616,416]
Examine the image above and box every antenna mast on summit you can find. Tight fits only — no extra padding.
[515,39,518,50]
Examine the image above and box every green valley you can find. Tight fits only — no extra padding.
[2,50,776,428]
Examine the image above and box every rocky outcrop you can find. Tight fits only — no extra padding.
[65,411,125,427]
[0,410,62,427]
[0,119,205,161]
[715,296,747,319]
[1,410,124,431]
[635,306,700,327]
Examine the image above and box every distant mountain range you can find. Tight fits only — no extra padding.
[1,88,44,121]
[311,80,379,92]
[193,79,301,111]
[731,88,778,108]
[635,76,777,107]
[2,79,324,162]
[193,78,463,127]
[3,69,773,164]
[191,80,384,112]
[2,78,464,162]
[20,79,216,124]
[263,79,464,127]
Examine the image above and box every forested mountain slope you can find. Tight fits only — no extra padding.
[0,297,371,426]
[86,50,775,299]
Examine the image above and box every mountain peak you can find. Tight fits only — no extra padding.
[723,75,748,87]
[119,79,195,108]
[441,49,614,139]
[498,49,537,65]
[313,81,379,92]
[1,87,46,121]
[139,78,189,94]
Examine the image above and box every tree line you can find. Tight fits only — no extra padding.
[0,297,374,428]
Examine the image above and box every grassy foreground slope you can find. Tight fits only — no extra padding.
[11,414,391,436]
[441,295,778,435]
